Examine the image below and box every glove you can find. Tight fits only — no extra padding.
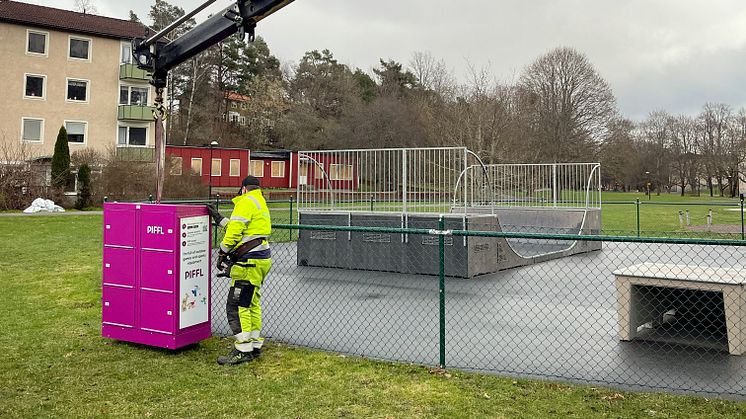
[206,204,225,225]
[216,251,230,273]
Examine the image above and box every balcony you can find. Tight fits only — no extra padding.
[115,146,155,162]
[118,105,155,121]
[119,63,150,81]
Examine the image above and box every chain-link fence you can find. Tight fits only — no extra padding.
[208,217,746,398]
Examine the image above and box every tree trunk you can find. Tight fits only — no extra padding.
[183,58,198,145]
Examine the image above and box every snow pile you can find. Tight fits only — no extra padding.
[23,198,65,214]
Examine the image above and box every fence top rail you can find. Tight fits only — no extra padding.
[272,223,746,246]
[298,146,468,153]
[482,162,600,167]
[603,201,741,206]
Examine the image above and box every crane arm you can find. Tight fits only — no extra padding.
[133,0,295,88]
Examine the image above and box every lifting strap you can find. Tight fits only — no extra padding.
[153,87,167,203]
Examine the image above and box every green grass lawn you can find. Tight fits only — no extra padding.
[1,215,745,417]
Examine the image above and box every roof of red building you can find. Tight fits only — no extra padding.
[0,0,153,39]
[225,91,251,102]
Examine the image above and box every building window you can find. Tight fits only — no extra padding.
[120,85,149,106]
[24,74,45,99]
[120,42,132,64]
[329,164,353,181]
[191,158,203,176]
[66,79,89,102]
[118,126,147,146]
[170,156,183,175]
[239,116,247,126]
[231,102,237,109]
[69,37,90,60]
[230,159,241,176]
[315,165,325,179]
[228,112,239,123]
[21,118,43,142]
[271,161,285,178]
[65,121,87,144]
[27,30,48,55]
[250,160,264,177]
[211,159,222,177]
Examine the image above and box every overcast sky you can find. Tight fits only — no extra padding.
[26,0,746,120]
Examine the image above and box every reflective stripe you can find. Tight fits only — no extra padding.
[247,196,261,210]
[235,342,254,352]
[219,218,229,228]
[235,331,251,343]
[231,215,249,224]
[220,243,231,253]
[241,235,268,242]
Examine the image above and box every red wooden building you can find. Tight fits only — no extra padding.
[165,145,250,188]
[248,151,359,190]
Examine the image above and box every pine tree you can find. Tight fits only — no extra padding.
[75,164,92,210]
[51,126,70,190]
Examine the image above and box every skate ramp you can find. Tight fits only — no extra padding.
[296,208,602,278]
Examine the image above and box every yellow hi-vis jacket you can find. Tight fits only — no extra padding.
[219,189,272,254]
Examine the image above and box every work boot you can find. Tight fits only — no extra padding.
[217,348,256,365]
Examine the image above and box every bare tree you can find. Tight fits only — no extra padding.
[698,103,732,196]
[669,116,699,196]
[74,0,98,14]
[409,51,456,97]
[518,47,617,162]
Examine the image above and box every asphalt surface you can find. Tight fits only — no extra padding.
[211,241,746,398]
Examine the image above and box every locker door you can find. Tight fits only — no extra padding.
[139,291,174,334]
[103,247,135,287]
[140,250,175,291]
[102,286,135,327]
[103,205,136,247]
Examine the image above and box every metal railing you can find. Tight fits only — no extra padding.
[296,147,474,214]
[459,162,602,210]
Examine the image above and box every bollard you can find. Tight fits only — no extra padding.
[678,210,684,229]
[685,209,690,226]
[103,196,108,203]
[148,194,153,203]
[707,208,712,230]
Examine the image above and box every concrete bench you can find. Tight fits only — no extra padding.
[614,263,746,355]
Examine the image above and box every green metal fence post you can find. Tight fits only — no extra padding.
[213,194,220,248]
[741,194,745,240]
[438,215,446,369]
[636,198,641,237]
[370,194,374,212]
[289,196,294,241]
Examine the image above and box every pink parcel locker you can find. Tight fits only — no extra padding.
[102,203,212,349]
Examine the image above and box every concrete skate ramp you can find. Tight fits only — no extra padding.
[296,208,601,278]
[492,207,599,259]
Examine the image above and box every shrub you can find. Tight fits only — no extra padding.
[51,126,70,190]
[0,141,49,210]
[75,164,92,209]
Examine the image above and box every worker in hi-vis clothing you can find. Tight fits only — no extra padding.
[207,175,272,365]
